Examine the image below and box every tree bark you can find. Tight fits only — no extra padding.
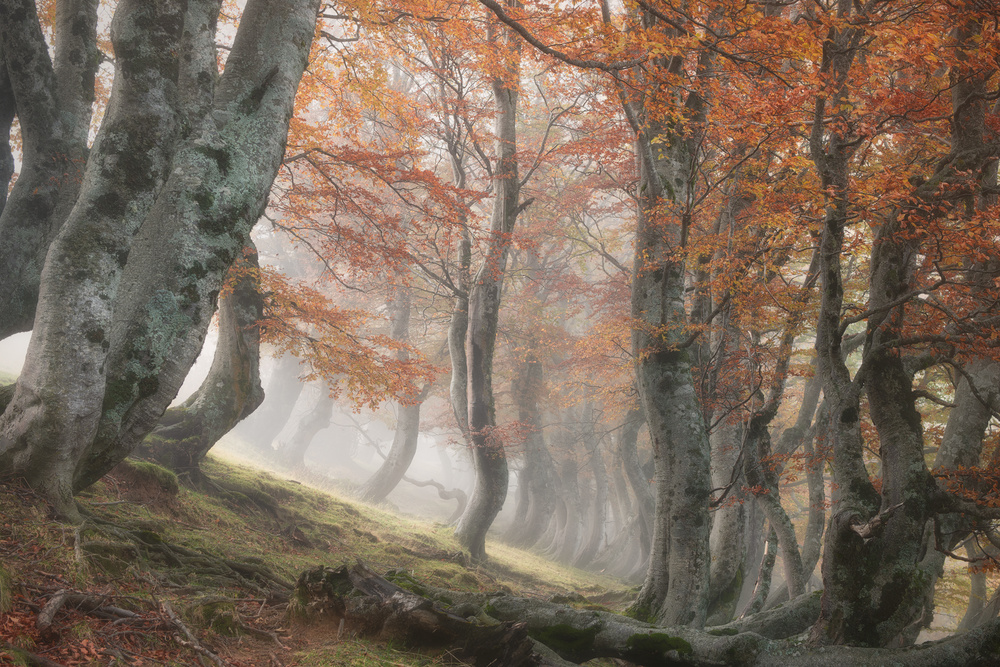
[0,49,15,216]
[0,0,99,337]
[453,8,523,560]
[139,246,265,473]
[627,37,713,624]
[238,353,307,455]
[0,0,320,518]
[276,385,334,470]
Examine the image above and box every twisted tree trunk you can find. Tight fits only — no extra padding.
[0,0,320,519]
[139,247,264,473]
[277,386,334,470]
[453,8,524,560]
[237,353,307,455]
[0,0,99,338]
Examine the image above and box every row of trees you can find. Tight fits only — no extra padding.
[3,0,1000,661]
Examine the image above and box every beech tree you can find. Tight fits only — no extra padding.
[0,0,320,519]
[478,0,1000,659]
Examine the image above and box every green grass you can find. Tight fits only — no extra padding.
[1,451,626,666]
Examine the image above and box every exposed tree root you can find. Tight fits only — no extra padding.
[293,562,1000,667]
[292,562,545,666]
[78,516,294,602]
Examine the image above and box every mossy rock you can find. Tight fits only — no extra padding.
[110,459,180,504]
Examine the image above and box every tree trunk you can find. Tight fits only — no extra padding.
[617,408,652,567]
[138,246,264,473]
[276,385,334,470]
[0,0,99,337]
[238,353,307,455]
[810,7,998,647]
[322,565,1000,667]
[453,9,523,560]
[554,455,581,564]
[0,0,320,519]
[707,420,748,625]
[358,285,427,504]
[574,415,608,569]
[628,105,712,629]
[505,346,557,548]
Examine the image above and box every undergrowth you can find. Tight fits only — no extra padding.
[0,452,625,666]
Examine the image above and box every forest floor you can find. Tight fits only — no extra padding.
[0,452,630,666]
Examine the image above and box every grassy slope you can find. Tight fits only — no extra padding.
[0,453,628,666]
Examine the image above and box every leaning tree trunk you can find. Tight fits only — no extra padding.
[617,408,652,568]
[574,413,608,569]
[358,284,429,503]
[0,0,320,519]
[0,0,99,338]
[276,385,334,470]
[554,454,582,564]
[238,352,308,455]
[138,246,264,473]
[453,9,523,561]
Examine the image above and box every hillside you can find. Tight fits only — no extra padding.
[0,454,628,666]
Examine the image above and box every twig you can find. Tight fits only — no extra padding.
[160,600,228,667]
[0,639,67,667]
[236,619,288,649]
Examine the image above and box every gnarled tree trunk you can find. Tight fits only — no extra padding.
[505,346,557,548]
[359,285,428,504]
[276,385,334,470]
[238,352,307,456]
[0,0,99,338]
[139,246,264,473]
[453,6,523,560]
[0,0,320,519]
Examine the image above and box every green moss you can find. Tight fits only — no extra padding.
[528,623,599,660]
[122,459,179,494]
[193,188,215,212]
[625,632,693,661]
[707,627,739,636]
[624,600,657,624]
[186,598,241,636]
[82,541,140,575]
[386,569,429,597]
[0,564,13,613]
